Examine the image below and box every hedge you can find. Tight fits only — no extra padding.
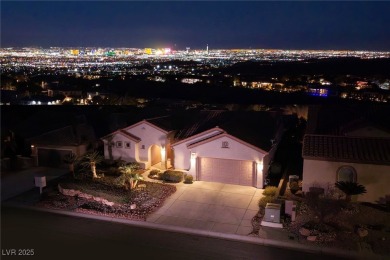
[162,170,184,183]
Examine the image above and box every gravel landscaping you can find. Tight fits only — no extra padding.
[36,176,177,221]
[248,188,390,257]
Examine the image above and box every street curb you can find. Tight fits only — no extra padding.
[2,203,370,259]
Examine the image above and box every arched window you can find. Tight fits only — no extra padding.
[337,166,357,182]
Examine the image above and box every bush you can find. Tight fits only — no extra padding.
[184,174,194,184]
[258,196,277,208]
[289,181,300,194]
[105,167,122,176]
[148,169,162,180]
[263,186,278,197]
[161,170,184,183]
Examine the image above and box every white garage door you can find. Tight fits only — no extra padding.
[198,157,254,186]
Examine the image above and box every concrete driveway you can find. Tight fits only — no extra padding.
[146,179,264,236]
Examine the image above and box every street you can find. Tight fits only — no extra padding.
[1,207,350,260]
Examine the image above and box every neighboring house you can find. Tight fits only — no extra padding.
[102,111,284,188]
[29,124,96,168]
[302,105,390,203]
[302,135,390,203]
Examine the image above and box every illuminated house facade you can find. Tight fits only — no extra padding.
[101,119,172,170]
[102,112,284,188]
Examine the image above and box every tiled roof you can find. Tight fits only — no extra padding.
[307,104,390,136]
[29,126,79,146]
[303,135,390,165]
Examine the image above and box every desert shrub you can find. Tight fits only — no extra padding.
[162,170,184,183]
[104,167,122,176]
[184,174,194,184]
[263,186,278,197]
[289,181,300,194]
[258,196,277,208]
[148,169,161,179]
[305,195,346,223]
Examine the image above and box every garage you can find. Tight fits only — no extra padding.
[198,157,254,186]
[37,148,72,168]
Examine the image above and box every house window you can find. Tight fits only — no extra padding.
[337,166,357,182]
[116,141,123,148]
[222,141,229,148]
[141,145,145,149]
[124,142,131,149]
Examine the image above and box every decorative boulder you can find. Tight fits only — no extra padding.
[299,227,311,237]
[357,228,368,238]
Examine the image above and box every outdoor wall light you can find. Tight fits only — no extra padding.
[191,152,197,159]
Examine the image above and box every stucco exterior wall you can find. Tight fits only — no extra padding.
[172,130,223,170]
[190,135,266,162]
[303,159,390,203]
[103,133,136,162]
[126,122,168,166]
[172,142,192,170]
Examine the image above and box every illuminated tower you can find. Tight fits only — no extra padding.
[206,44,209,55]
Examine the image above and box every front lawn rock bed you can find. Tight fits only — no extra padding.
[37,177,176,221]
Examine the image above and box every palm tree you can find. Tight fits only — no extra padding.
[335,181,367,202]
[101,134,115,161]
[117,163,142,190]
[63,153,78,178]
[80,151,104,179]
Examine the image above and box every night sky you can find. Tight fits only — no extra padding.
[2,1,390,50]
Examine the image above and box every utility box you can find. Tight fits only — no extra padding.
[264,203,281,223]
[285,200,297,221]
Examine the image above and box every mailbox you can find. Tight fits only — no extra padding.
[34,176,46,194]
[35,176,46,187]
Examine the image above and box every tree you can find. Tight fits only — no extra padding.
[116,163,143,190]
[335,181,367,202]
[104,135,114,161]
[63,153,78,178]
[80,151,104,178]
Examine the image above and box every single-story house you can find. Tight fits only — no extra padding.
[29,124,95,168]
[302,134,390,203]
[101,117,173,170]
[101,111,284,188]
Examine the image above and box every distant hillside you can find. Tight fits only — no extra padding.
[223,58,390,77]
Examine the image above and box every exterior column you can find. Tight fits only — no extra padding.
[256,161,264,189]
[160,146,166,170]
[188,152,197,177]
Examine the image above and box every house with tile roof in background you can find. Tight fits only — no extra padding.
[101,111,285,189]
[1,109,96,170]
[302,104,390,204]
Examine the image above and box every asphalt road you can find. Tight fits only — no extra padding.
[1,207,350,260]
